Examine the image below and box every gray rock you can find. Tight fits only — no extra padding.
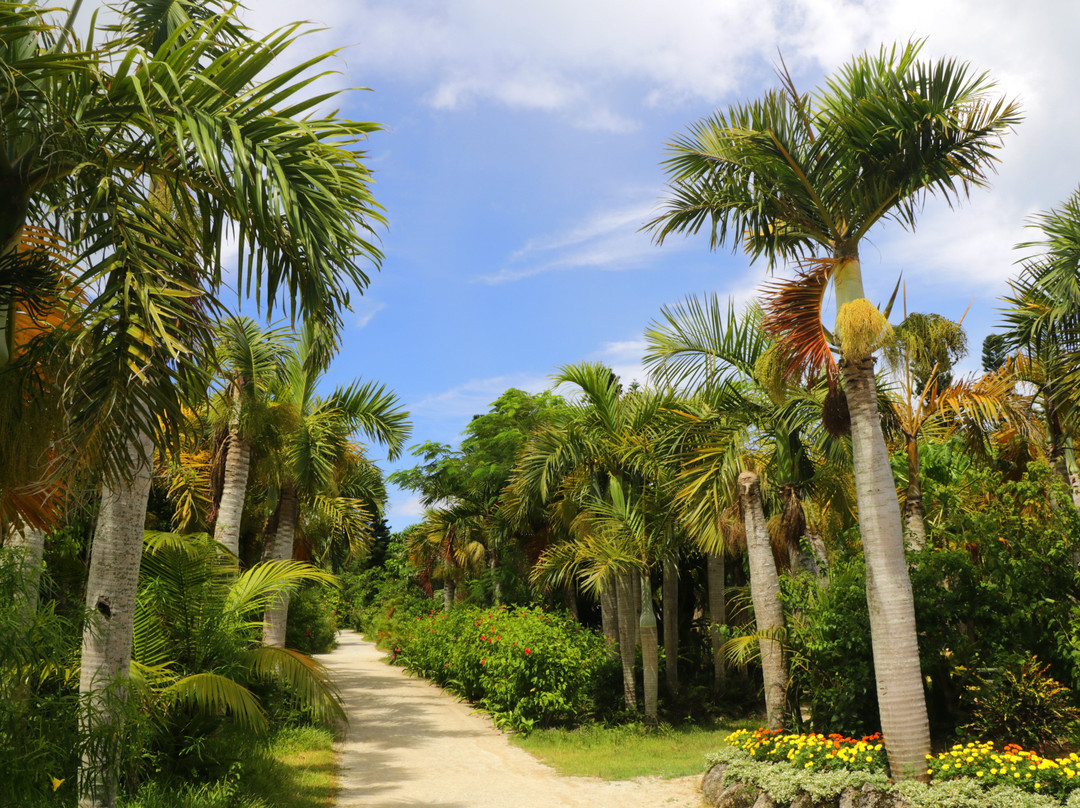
[837,784,896,808]
[791,793,839,808]
[714,782,761,808]
[702,764,729,805]
[751,792,777,808]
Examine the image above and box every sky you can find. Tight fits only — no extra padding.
[145,1,1080,529]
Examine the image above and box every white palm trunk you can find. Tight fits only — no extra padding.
[707,552,726,690]
[262,486,298,647]
[844,355,930,777]
[903,437,928,551]
[600,578,619,660]
[738,471,788,731]
[9,524,46,618]
[639,573,658,720]
[662,558,679,696]
[78,432,155,808]
[614,570,638,710]
[213,391,250,559]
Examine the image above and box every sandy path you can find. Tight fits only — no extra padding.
[318,631,704,808]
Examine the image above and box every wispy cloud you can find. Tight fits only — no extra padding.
[355,301,387,328]
[477,200,675,284]
[409,373,551,419]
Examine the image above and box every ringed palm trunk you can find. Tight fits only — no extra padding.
[836,252,930,780]
[262,485,298,647]
[78,432,155,808]
[9,524,46,619]
[707,552,726,690]
[614,570,638,710]
[738,471,787,731]
[903,435,928,550]
[213,386,250,559]
[662,558,679,696]
[600,577,619,660]
[639,572,658,721]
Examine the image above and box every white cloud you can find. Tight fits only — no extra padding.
[409,373,551,419]
[354,301,387,328]
[387,494,425,522]
[478,200,676,283]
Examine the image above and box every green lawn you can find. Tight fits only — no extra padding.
[510,718,761,780]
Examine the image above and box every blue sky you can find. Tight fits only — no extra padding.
[214,1,1080,529]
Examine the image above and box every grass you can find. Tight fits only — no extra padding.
[510,717,761,780]
[119,725,338,808]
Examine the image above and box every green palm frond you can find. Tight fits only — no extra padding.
[226,560,338,618]
[244,645,345,724]
[162,672,268,733]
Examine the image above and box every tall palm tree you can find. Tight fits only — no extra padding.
[259,328,410,646]
[516,363,680,717]
[648,42,1019,777]
[211,317,294,559]
[12,3,396,804]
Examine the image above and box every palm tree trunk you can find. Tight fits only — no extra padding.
[79,432,155,808]
[262,486,298,647]
[9,525,45,619]
[443,580,455,611]
[640,573,658,721]
[707,553,727,690]
[903,436,928,550]
[843,354,930,779]
[631,572,642,647]
[738,471,787,731]
[663,558,679,696]
[805,525,830,576]
[615,570,638,710]
[600,577,619,660]
[213,388,250,559]
[488,549,502,606]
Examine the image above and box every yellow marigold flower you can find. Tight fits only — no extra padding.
[976,771,984,777]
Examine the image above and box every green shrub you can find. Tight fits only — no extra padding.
[285,582,338,655]
[961,658,1080,752]
[397,605,617,731]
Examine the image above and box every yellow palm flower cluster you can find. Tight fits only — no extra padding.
[725,728,887,774]
[926,741,1080,801]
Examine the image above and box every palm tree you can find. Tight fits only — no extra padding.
[1003,188,1080,507]
[738,470,788,730]
[14,3,395,803]
[515,363,680,717]
[210,317,294,559]
[130,532,345,754]
[258,328,410,646]
[882,314,1035,545]
[648,42,1019,777]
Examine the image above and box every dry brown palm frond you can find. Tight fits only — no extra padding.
[761,258,838,378]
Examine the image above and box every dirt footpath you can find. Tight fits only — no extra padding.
[318,631,704,808]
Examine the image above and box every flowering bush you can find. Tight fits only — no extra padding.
[725,728,887,774]
[927,741,1080,801]
[397,605,616,732]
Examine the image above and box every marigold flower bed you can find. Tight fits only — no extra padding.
[726,728,887,774]
[725,729,1080,802]
[927,741,1080,801]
